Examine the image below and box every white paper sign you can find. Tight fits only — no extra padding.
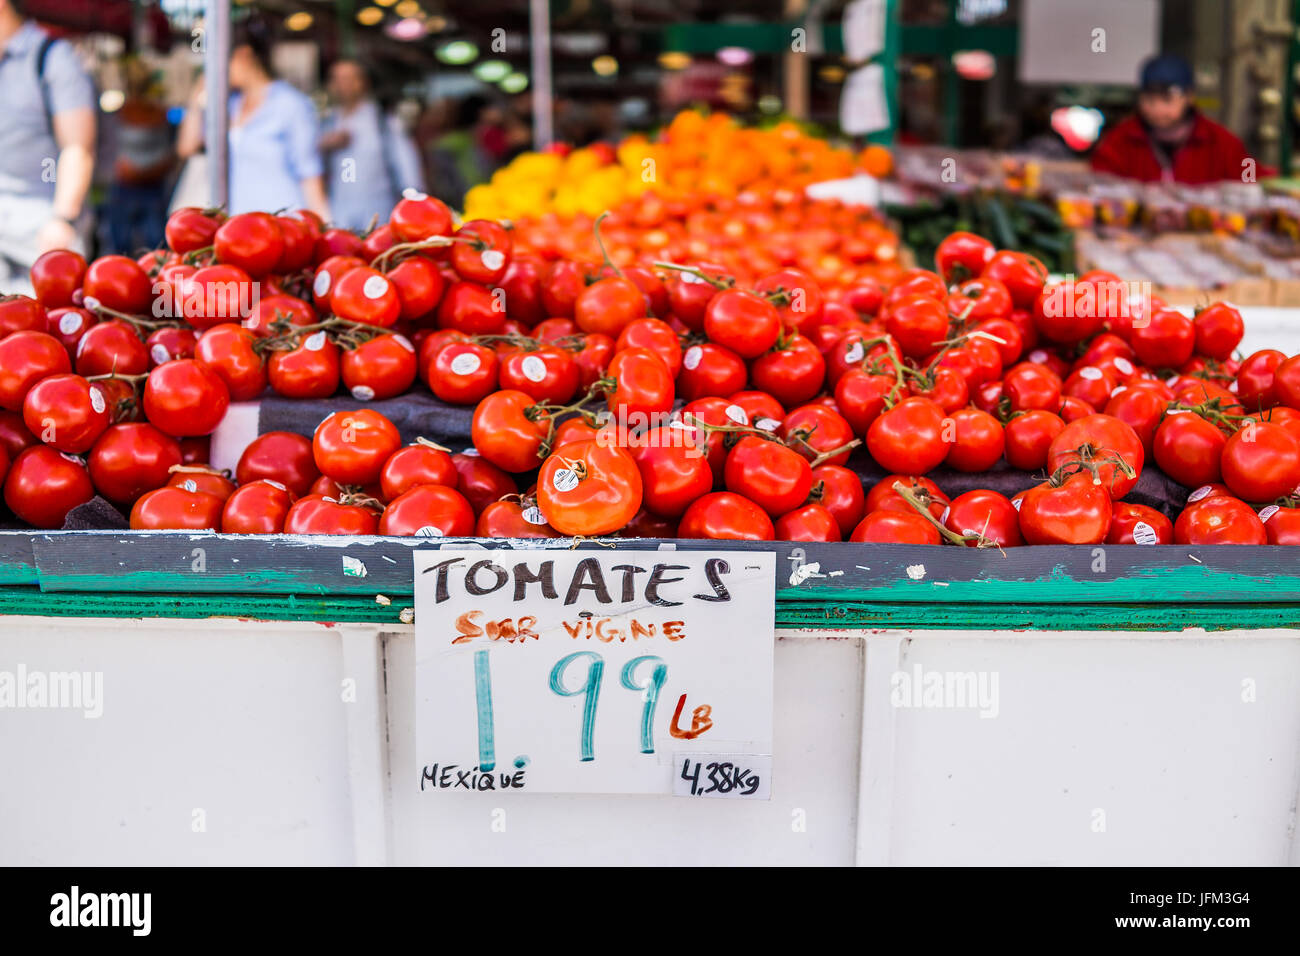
[841,63,890,136]
[843,0,887,63]
[414,549,776,795]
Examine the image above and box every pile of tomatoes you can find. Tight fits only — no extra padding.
[0,194,1297,546]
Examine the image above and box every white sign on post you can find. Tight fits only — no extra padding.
[414,549,776,795]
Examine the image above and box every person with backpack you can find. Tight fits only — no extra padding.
[0,0,96,280]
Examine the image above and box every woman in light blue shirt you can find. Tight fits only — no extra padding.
[178,29,329,219]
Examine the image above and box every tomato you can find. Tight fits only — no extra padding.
[214,212,284,277]
[1174,495,1266,545]
[835,368,901,436]
[243,293,316,337]
[944,489,1023,547]
[310,409,402,486]
[1220,421,1300,502]
[1131,308,1195,368]
[1271,354,1300,411]
[574,276,645,336]
[1003,361,1061,413]
[451,219,512,284]
[330,267,401,328]
[379,484,475,536]
[630,426,712,517]
[30,250,86,309]
[885,295,949,360]
[1235,349,1285,410]
[82,423,179,505]
[1263,405,1300,443]
[22,374,110,453]
[867,397,947,474]
[943,408,1005,472]
[605,348,674,421]
[947,277,1011,323]
[194,323,267,401]
[390,192,454,242]
[166,468,235,501]
[0,409,38,460]
[221,479,296,533]
[165,206,222,254]
[1003,409,1065,471]
[1103,384,1169,455]
[283,494,380,535]
[494,256,546,326]
[143,359,230,437]
[541,260,589,318]
[83,255,152,314]
[498,346,579,404]
[1062,365,1116,411]
[666,266,728,330]
[41,306,93,360]
[451,450,517,513]
[843,277,885,317]
[1047,414,1144,499]
[0,295,47,338]
[572,333,613,389]
[1151,410,1225,488]
[849,510,940,544]
[748,335,824,407]
[476,498,561,538]
[1106,502,1174,545]
[932,334,1003,392]
[1192,303,1244,360]
[934,231,995,283]
[1259,503,1300,545]
[721,391,780,427]
[981,251,1046,309]
[678,343,748,401]
[780,404,856,467]
[536,440,641,535]
[866,474,948,520]
[4,446,94,528]
[74,320,149,377]
[380,443,457,501]
[775,503,842,541]
[723,435,812,517]
[311,254,366,310]
[1017,473,1113,545]
[754,268,825,331]
[471,390,551,473]
[699,289,780,359]
[808,464,865,536]
[235,431,319,496]
[437,280,506,336]
[341,333,418,401]
[427,341,499,404]
[267,330,341,399]
[180,264,255,330]
[882,269,946,310]
[144,326,198,367]
[678,491,775,540]
[0,330,72,410]
[907,365,965,415]
[971,316,1023,366]
[274,212,318,272]
[130,485,225,530]
[615,318,682,377]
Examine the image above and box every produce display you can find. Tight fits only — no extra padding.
[2,184,1300,546]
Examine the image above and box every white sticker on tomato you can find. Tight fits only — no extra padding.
[521,505,547,525]
[1188,484,1214,503]
[756,417,780,432]
[182,479,198,493]
[1259,504,1281,523]
[58,311,83,335]
[88,385,105,415]
[683,345,703,370]
[1113,357,1134,376]
[1078,366,1103,381]
[305,330,328,351]
[940,506,951,525]
[450,351,481,376]
[724,403,748,425]
[521,354,547,382]
[150,343,171,365]
[312,270,332,298]
[552,468,580,493]
[76,334,91,358]
[265,479,288,492]
[394,334,414,352]
[480,249,505,272]
[1111,385,1127,397]
[362,275,390,300]
[1131,521,1159,545]
[1228,380,1239,394]
[402,188,428,201]
[60,452,83,465]
[681,270,704,284]
[351,384,376,401]
[414,525,445,537]
[1011,496,1024,511]
[461,447,479,457]
[1165,373,1180,386]
[1028,349,1048,364]
[843,341,865,363]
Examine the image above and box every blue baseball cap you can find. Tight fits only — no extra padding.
[1139,54,1193,93]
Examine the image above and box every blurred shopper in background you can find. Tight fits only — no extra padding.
[320,60,423,231]
[0,0,95,279]
[1091,54,1252,184]
[177,22,328,219]
[425,94,496,209]
[105,57,173,253]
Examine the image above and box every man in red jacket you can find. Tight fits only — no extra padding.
[1091,54,1252,184]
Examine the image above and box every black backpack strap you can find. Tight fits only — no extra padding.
[35,34,56,134]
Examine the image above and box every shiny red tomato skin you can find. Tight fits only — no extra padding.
[810,464,865,537]
[1131,309,1195,368]
[1047,414,1145,499]
[74,320,149,378]
[575,277,645,337]
[678,343,748,401]
[850,510,940,544]
[475,499,562,538]
[1174,495,1266,545]
[537,440,643,536]
[437,280,507,336]
[142,359,231,437]
[1260,504,1300,545]
[86,422,181,505]
[677,491,775,540]
[885,295,949,360]
[283,495,379,535]
[330,267,402,328]
[450,220,512,285]
[221,480,296,534]
[704,289,781,359]
[214,212,284,277]
[235,431,320,497]
[1004,410,1065,471]
[31,250,86,309]
[130,486,225,530]
[630,426,713,518]
[944,489,1024,547]
[867,397,948,474]
[341,334,418,402]
[944,408,1005,472]
[0,330,72,411]
[451,451,518,514]
[165,206,222,253]
[1235,350,1285,410]
[1152,411,1225,488]
[1193,303,1244,360]
[84,255,152,313]
[1017,474,1113,545]
[390,193,454,242]
[775,503,842,541]
[935,231,995,283]
[0,295,48,337]
[194,323,267,401]
[268,331,341,399]
[1106,501,1174,545]
[981,251,1047,309]
[22,374,111,453]
[427,342,499,404]
[470,390,551,473]
[1220,422,1300,502]
[750,335,825,408]
[312,409,402,486]
[724,436,813,518]
[379,484,475,536]
[4,445,95,528]
[780,404,856,467]
[380,444,458,501]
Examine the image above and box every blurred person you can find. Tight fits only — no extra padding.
[1091,54,1252,184]
[106,57,173,253]
[320,60,423,232]
[177,23,328,219]
[0,0,95,279]
[426,94,494,209]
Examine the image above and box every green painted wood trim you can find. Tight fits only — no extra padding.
[3,586,1296,631]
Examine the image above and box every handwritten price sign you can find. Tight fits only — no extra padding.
[414,549,775,795]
